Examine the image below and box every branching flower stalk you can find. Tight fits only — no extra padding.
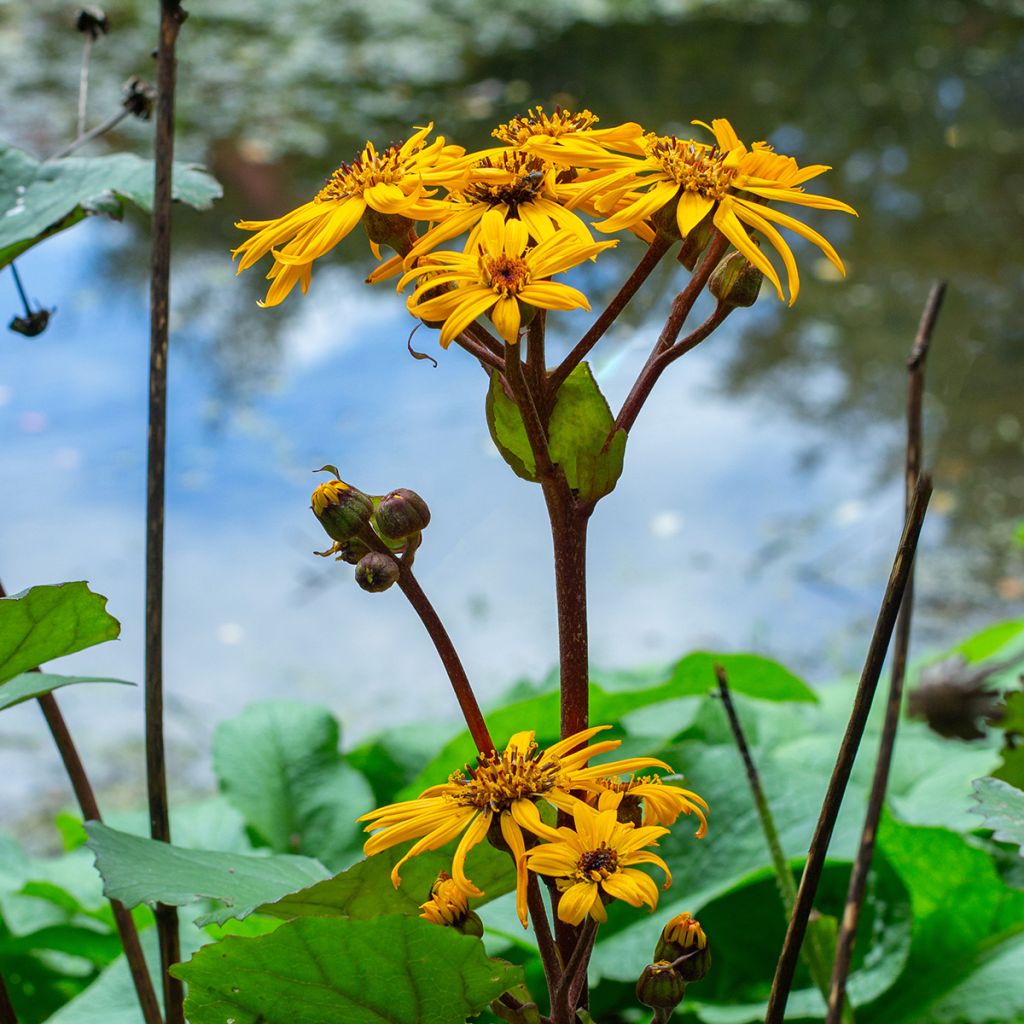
[238,105,857,1021]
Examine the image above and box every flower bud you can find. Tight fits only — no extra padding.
[615,793,644,828]
[676,212,714,270]
[76,6,109,39]
[311,479,373,543]
[374,488,431,541]
[362,209,417,254]
[709,251,764,308]
[354,551,400,592]
[420,871,484,937]
[636,961,687,1011]
[655,913,711,983]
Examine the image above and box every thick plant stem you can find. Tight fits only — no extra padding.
[765,476,933,1024]
[527,874,562,1013]
[546,487,591,741]
[146,3,187,1022]
[825,282,945,1024]
[0,580,162,1024]
[553,917,598,1024]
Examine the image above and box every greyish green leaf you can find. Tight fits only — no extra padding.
[0,582,120,685]
[486,370,537,481]
[971,776,1024,855]
[0,144,222,267]
[0,672,133,713]
[212,701,375,870]
[85,823,330,927]
[173,915,522,1024]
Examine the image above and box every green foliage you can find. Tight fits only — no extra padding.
[172,915,522,1024]
[212,701,375,870]
[972,777,1024,857]
[0,144,222,268]
[260,842,514,922]
[485,363,626,500]
[954,618,1024,663]
[85,823,330,927]
[0,672,132,712]
[0,582,119,685]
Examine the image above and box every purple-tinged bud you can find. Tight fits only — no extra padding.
[354,551,400,592]
[636,961,687,1011]
[374,488,431,541]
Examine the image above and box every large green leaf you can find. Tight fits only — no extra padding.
[486,371,537,481]
[669,651,818,702]
[260,841,514,921]
[0,582,120,685]
[85,823,330,927]
[0,672,132,712]
[546,363,625,501]
[954,619,1024,663]
[971,776,1024,855]
[173,915,522,1024]
[212,702,375,870]
[0,144,222,267]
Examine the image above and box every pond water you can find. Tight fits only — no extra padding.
[1,0,1022,831]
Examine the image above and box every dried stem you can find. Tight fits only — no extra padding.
[50,107,132,161]
[76,35,94,138]
[549,235,673,396]
[0,580,162,1023]
[453,330,504,374]
[764,475,933,1024]
[612,232,729,438]
[825,282,945,1024]
[146,3,187,1021]
[9,264,32,317]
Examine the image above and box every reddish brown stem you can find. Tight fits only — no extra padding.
[612,232,728,437]
[0,580,162,1023]
[549,235,672,396]
[527,874,562,1012]
[146,3,187,1021]
[825,282,945,1024]
[765,476,933,1024]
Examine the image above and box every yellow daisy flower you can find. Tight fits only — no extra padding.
[586,774,709,835]
[525,804,673,926]
[399,209,616,347]
[420,871,470,926]
[233,123,468,307]
[358,724,673,927]
[545,116,856,305]
[492,105,645,160]
[404,150,594,265]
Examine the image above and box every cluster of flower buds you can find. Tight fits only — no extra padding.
[310,466,431,592]
[636,913,710,1015]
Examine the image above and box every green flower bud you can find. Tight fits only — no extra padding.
[615,793,644,828]
[362,209,417,254]
[676,211,714,270]
[374,488,431,541]
[354,551,400,592]
[311,478,373,542]
[709,250,764,308]
[636,961,687,1011]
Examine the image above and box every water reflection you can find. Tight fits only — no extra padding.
[1,0,1022,827]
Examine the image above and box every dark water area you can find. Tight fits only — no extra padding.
[1,0,1022,829]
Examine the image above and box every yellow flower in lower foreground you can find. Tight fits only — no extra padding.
[399,208,616,346]
[358,724,673,927]
[587,774,709,835]
[525,805,672,926]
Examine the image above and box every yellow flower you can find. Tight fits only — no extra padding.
[419,871,470,926]
[661,911,707,951]
[525,804,672,926]
[399,209,615,346]
[492,106,645,160]
[233,124,468,307]
[586,774,709,836]
[404,150,594,265]
[358,724,672,927]
[554,117,856,305]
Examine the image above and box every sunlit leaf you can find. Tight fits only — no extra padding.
[971,777,1024,856]
[0,672,132,713]
[173,915,522,1024]
[0,582,119,685]
[486,371,537,482]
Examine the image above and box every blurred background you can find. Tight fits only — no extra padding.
[1,0,1022,842]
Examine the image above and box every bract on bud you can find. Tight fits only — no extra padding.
[311,478,373,542]
[655,912,709,968]
[420,871,484,937]
[709,250,764,308]
[362,209,417,254]
[636,961,687,1010]
[650,196,683,241]
[374,488,431,541]
[676,212,714,270]
[355,551,400,592]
